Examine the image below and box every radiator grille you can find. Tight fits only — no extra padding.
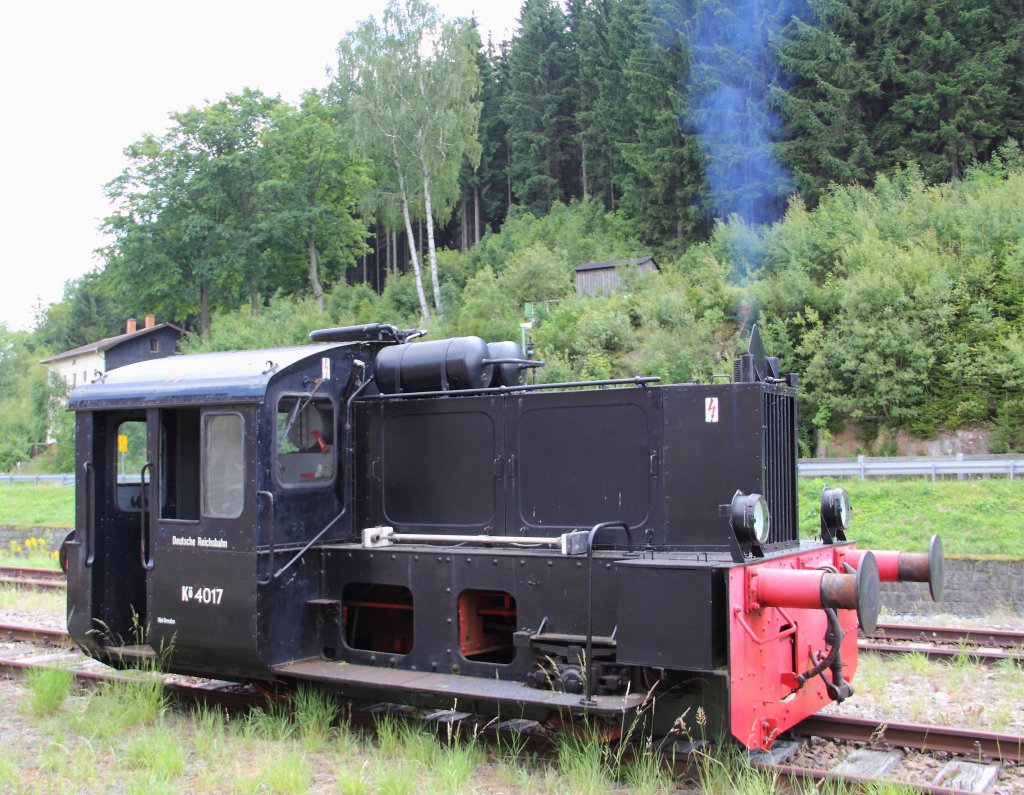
[763,391,798,546]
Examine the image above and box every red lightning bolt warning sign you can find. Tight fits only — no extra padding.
[705,397,719,423]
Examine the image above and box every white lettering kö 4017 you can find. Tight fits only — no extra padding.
[181,585,224,605]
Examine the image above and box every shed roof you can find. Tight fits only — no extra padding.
[574,256,657,273]
[39,323,185,364]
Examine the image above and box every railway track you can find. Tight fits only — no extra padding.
[0,619,1020,793]
[861,621,1024,665]
[0,565,66,590]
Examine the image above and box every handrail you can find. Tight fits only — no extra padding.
[25,454,1024,487]
[799,453,1023,481]
[83,461,94,567]
[583,521,634,705]
[366,375,661,401]
[139,462,154,570]
[255,490,275,586]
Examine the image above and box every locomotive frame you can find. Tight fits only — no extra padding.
[64,323,942,750]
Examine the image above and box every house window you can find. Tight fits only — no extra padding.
[150,338,159,353]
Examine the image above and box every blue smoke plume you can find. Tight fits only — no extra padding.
[678,0,807,225]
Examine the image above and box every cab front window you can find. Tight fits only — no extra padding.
[276,396,335,486]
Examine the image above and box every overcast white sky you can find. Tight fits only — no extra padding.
[0,0,522,332]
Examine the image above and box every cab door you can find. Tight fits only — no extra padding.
[66,409,150,650]
[145,405,261,677]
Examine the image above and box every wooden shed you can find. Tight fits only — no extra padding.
[574,256,659,297]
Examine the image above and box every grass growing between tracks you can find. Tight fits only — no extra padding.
[851,651,1024,733]
[798,477,1024,558]
[0,583,65,615]
[2,671,928,795]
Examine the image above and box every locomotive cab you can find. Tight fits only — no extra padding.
[64,343,366,678]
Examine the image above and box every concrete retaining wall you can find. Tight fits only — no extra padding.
[879,557,1024,617]
[1,526,69,553]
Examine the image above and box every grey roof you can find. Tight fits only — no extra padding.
[574,256,658,273]
[67,343,347,409]
[39,323,185,364]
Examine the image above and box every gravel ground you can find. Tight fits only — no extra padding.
[881,609,1024,631]
[799,608,1024,792]
[2,592,1022,793]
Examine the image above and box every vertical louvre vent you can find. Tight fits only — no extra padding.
[763,391,798,546]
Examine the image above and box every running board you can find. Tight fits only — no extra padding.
[273,658,646,715]
[104,644,157,661]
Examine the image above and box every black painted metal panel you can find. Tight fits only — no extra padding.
[381,403,501,530]
[507,388,658,535]
[320,545,622,683]
[615,560,727,671]
[660,383,798,550]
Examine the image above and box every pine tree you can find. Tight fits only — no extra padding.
[868,0,1024,182]
[618,6,707,245]
[475,36,513,235]
[503,0,581,214]
[571,0,653,211]
[771,0,877,205]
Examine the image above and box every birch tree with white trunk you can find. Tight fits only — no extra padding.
[335,0,481,323]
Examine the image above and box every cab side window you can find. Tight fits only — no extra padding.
[277,396,335,485]
[114,420,147,512]
[203,413,244,518]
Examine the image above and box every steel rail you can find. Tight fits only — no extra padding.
[0,623,69,644]
[754,762,974,795]
[0,654,264,711]
[795,714,1024,763]
[871,622,1024,649]
[0,565,65,580]
[858,639,1023,664]
[0,575,65,590]
[0,565,66,590]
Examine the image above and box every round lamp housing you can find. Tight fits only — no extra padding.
[821,486,852,533]
[730,491,771,546]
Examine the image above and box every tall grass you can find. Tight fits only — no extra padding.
[123,725,187,780]
[23,666,74,716]
[293,683,339,749]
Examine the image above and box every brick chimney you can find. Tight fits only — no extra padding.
[126,318,137,334]
[145,314,156,329]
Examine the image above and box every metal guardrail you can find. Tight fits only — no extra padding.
[4,455,1023,485]
[3,474,76,487]
[799,453,1023,481]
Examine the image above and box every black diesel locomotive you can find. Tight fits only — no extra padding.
[64,323,942,750]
